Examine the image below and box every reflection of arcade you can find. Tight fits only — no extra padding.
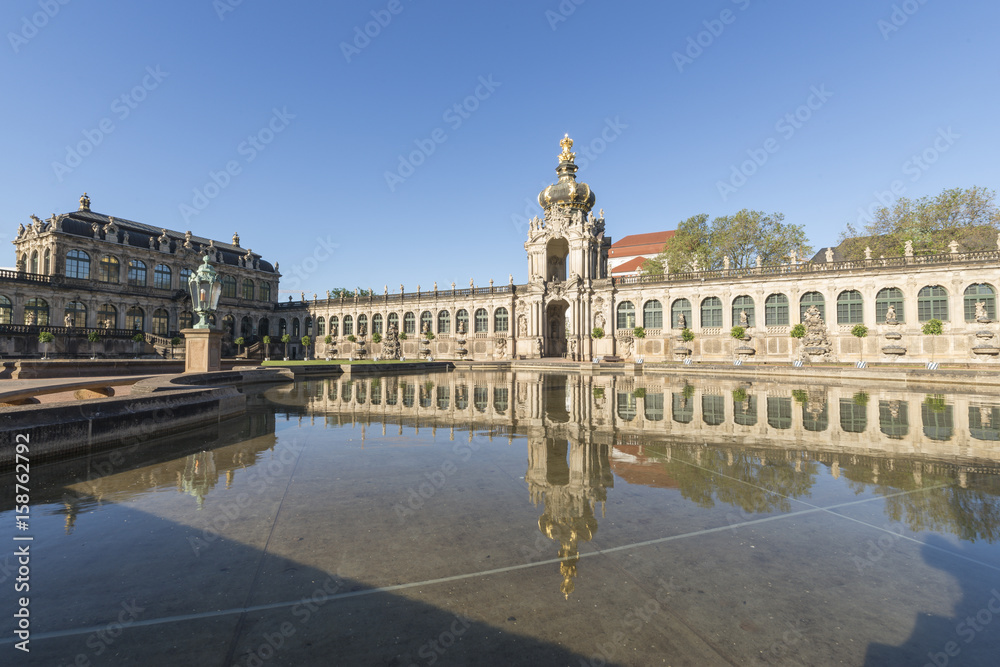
[526,376,613,598]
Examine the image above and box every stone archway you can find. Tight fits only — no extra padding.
[545,300,568,357]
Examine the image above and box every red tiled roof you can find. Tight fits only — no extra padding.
[609,231,674,257]
[610,256,650,274]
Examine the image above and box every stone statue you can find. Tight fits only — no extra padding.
[517,314,528,337]
[864,246,872,260]
[103,318,112,329]
[789,249,797,265]
[904,240,914,257]
[535,338,543,356]
[509,274,513,284]
[25,311,36,325]
[300,291,305,301]
[232,232,240,247]
[885,304,897,324]
[433,282,437,291]
[470,278,474,289]
[739,310,749,327]
[382,324,401,360]
[122,231,129,244]
[148,235,155,249]
[677,312,686,329]
[825,247,834,263]
[949,239,959,254]
[976,300,988,321]
[64,313,74,328]
[755,255,762,268]
[594,313,605,330]
[569,337,577,357]
[16,223,24,238]
[184,230,193,248]
[400,284,404,293]
[79,192,91,211]
[723,255,730,270]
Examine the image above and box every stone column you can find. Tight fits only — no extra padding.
[183,328,223,372]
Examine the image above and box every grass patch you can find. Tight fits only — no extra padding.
[261,359,426,366]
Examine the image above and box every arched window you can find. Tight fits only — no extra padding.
[836,290,864,324]
[179,267,192,286]
[403,312,416,335]
[964,284,996,321]
[99,255,120,283]
[358,314,368,335]
[474,308,489,333]
[278,319,287,336]
[43,248,50,275]
[642,300,662,328]
[154,264,172,289]
[372,313,383,335]
[671,299,691,328]
[64,301,87,328]
[421,311,433,334]
[494,307,509,333]
[221,276,237,299]
[257,318,270,337]
[316,317,326,336]
[222,314,235,337]
[438,310,451,334]
[343,315,353,336]
[617,301,636,329]
[152,309,170,335]
[259,282,271,302]
[127,260,147,287]
[702,394,725,426]
[66,250,90,279]
[330,316,339,336]
[700,297,722,328]
[99,304,118,329]
[291,318,300,337]
[876,288,904,323]
[29,250,38,274]
[766,397,792,429]
[456,309,469,334]
[305,317,314,336]
[0,295,11,324]
[840,399,867,433]
[387,313,398,333]
[125,306,145,331]
[764,294,789,326]
[240,316,252,339]
[732,295,755,327]
[799,292,825,322]
[918,285,948,321]
[617,393,636,421]
[242,279,254,300]
[24,298,49,325]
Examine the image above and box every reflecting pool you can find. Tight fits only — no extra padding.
[4,371,1000,665]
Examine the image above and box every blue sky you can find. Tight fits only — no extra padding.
[3,0,998,296]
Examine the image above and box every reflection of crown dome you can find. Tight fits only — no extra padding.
[538,135,597,212]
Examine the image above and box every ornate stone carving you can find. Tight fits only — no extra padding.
[904,240,914,257]
[825,247,834,263]
[79,192,91,211]
[799,304,833,361]
[382,324,401,360]
[885,304,897,324]
[517,314,528,337]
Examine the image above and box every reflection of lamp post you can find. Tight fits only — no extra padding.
[182,255,224,373]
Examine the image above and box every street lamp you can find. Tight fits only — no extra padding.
[187,255,222,329]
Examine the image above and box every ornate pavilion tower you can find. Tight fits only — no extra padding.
[519,135,612,359]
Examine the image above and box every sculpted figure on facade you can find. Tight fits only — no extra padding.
[825,247,834,263]
[885,304,897,324]
[739,310,749,327]
[382,324,401,360]
[594,313,605,331]
[517,314,528,338]
[677,312,686,329]
[64,313,74,328]
[25,311,36,325]
[904,240,914,257]
[976,300,989,321]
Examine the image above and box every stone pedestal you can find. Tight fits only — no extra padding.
[182,328,223,373]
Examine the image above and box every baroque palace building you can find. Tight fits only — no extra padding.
[4,136,1000,362]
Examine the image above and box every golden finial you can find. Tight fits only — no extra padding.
[559,134,575,163]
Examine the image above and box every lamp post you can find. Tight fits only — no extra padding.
[182,255,225,372]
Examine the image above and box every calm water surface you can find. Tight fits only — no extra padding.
[3,370,1000,666]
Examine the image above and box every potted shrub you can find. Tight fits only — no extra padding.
[851,324,869,364]
[280,333,291,360]
[633,326,646,339]
[591,327,604,339]
[262,335,272,361]
[424,331,435,341]
[922,318,944,366]
[790,323,806,340]
[324,334,333,361]
[87,330,102,359]
[234,336,245,357]
[680,328,695,344]
[730,325,746,341]
[170,336,181,359]
[301,335,312,361]
[38,331,55,359]
[372,332,382,344]
[132,332,145,358]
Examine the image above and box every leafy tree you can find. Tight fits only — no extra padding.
[839,186,1000,259]
[922,318,944,363]
[730,326,746,340]
[424,330,435,340]
[591,327,605,339]
[280,333,291,359]
[329,287,376,299]
[790,324,806,339]
[324,335,333,345]
[300,335,311,347]
[633,326,645,339]
[643,210,810,274]
[262,335,271,360]
[851,324,869,362]
[680,328,695,343]
[234,336,245,355]
[372,332,382,344]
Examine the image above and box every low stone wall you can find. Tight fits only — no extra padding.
[6,358,246,379]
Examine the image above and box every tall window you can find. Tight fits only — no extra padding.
[494,307,509,333]
[800,292,825,322]
[964,284,996,321]
[279,319,287,335]
[358,314,368,335]
[343,315,353,336]
[732,295,755,327]
[456,309,469,333]
[43,249,50,274]
[64,301,87,327]
[152,309,169,335]
[99,255,120,283]
[840,399,867,433]
[259,282,271,302]
[291,318,300,337]
[65,250,91,279]
[306,317,314,336]
[617,301,636,329]
[836,290,864,324]
[421,311,433,334]
[29,250,38,274]
[702,394,725,425]
[242,279,254,300]
[876,287,904,323]
[127,260,147,287]
[221,276,237,299]
[179,267,192,286]
[918,285,948,321]
[99,304,118,328]
[403,312,416,335]
[223,315,236,337]
[764,294,789,325]
[700,297,722,327]
[240,317,252,339]
[438,310,451,334]
[151,264,171,289]
[766,397,792,429]
[671,299,691,328]
[372,313,383,334]
[315,317,325,337]
[125,306,144,331]
[642,300,662,328]
[24,298,49,325]
[0,296,11,324]
[474,308,489,333]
